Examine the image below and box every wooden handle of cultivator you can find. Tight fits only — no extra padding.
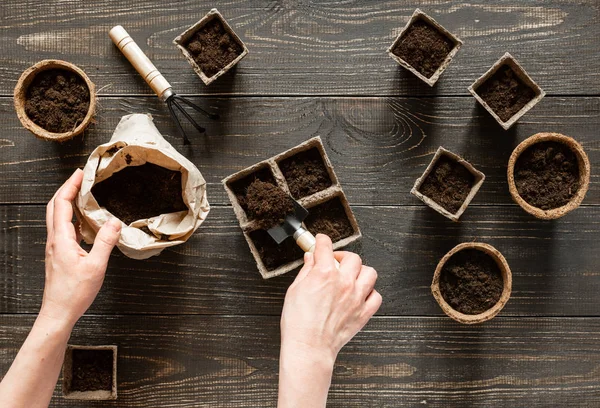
[295,229,341,269]
[109,25,172,100]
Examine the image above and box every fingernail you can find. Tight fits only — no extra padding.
[107,218,122,232]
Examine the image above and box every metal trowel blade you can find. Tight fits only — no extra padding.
[267,199,309,244]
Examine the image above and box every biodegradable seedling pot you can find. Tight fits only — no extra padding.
[431,242,512,324]
[14,59,96,142]
[507,132,590,220]
[223,136,361,279]
[387,8,463,86]
[468,52,545,130]
[411,147,485,221]
[63,345,117,400]
[174,8,248,86]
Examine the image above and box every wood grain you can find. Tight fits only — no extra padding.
[0,96,598,206]
[1,315,599,407]
[2,204,599,316]
[0,0,598,96]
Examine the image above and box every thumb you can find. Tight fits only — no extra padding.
[89,218,122,266]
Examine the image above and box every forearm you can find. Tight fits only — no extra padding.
[278,343,335,408]
[0,314,73,408]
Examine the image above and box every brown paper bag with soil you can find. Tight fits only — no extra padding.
[75,114,209,259]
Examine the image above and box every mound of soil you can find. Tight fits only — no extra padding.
[392,19,454,79]
[184,17,243,78]
[245,179,294,230]
[476,65,536,122]
[280,148,332,199]
[25,68,90,133]
[250,229,304,271]
[514,141,580,210]
[304,198,354,243]
[439,249,503,315]
[418,155,475,214]
[70,349,113,392]
[92,163,187,225]
[229,167,276,217]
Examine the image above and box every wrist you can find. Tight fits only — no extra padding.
[37,307,76,335]
[280,340,336,374]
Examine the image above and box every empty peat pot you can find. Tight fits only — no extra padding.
[387,8,462,86]
[14,59,96,142]
[507,132,590,220]
[431,242,512,324]
[62,345,117,400]
[174,8,248,86]
[468,53,545,130]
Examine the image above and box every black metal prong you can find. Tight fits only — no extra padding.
[173,94,220,120]
[171,97,206,134]
[167,98,191,145]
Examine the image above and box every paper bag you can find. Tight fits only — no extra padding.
[75,113,209,259]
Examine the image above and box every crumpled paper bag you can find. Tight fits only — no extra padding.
[75,113,209,259]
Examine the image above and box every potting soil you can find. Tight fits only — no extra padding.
[230,167,276,215]
[184,17,243,78]
[392,19,454,78]
[92,163,187,225]
[280,148,332,198]
[70,349,113,392]
[514,141,580,210]
[476,65,536,122]
[245,179,295,230]
[304,197,354,243]
[25,68,90,133]
[250,229,304,271]
[439,249,503,315]
[418,155,475,214]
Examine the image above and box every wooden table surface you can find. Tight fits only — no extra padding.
[1,1,599,406]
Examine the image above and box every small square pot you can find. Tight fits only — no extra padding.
[62,345,117,400]
[468,52,545,130]
[173,8,248,86]
[223,137,361,279]
[411,147,485,221]
[387,8,463,86]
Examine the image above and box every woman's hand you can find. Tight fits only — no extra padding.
[278,234,382,408]
[41,168,122,329]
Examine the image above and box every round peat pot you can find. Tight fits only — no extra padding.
[507,132,590,220]
[431,242,512,324]
[14,60,96,142]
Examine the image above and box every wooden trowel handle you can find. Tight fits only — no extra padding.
[109,25,172,100]
[295,229,341,269]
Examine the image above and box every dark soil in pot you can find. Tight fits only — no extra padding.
[514,141,580,210]
[184,17,243,78]
[70,349,113,392]
[418,155,475,214]
[228,167,276,218]
[439,248,503,315]
[92,163,187,225]
[391,19,454,79]
[305,198,354,242]
[250,229,304,271]
[245,179,294,230]
[475,65,535,122]
[279,148,332,199]
[25,69,90,133]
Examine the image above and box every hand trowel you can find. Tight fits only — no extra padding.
[267,199,340,268]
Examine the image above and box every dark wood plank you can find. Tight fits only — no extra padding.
[1,315,599,407]
[0,96,598,206]
[2,205,599,316]
[1,1,599,96]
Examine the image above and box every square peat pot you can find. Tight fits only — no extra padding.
[173,8,248,86]
[387,8,462,86]
[223,136,361,279]
[468,52,545,130]
[411,147,485,221]
[62,345,117,400]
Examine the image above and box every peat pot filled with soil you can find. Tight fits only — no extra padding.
[14,60,96,141]
[62,345,117,400]
[174,8,248,85]
[507,132,590,219]
[387,8,462,86]
[469,53,545,130]
[431,243,512,324]
[411,147,485,221]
